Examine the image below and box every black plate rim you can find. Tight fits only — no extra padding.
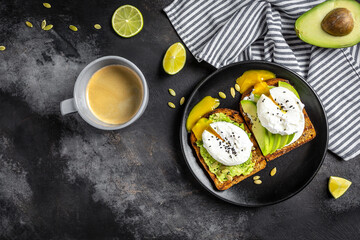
[180,60,329,207]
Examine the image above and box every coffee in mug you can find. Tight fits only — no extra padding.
[86,65,143,125]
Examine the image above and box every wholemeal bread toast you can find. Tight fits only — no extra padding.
[190,108,266,190]
[239,78,316,161]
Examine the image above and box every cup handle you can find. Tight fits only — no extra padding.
[60,98,78,116]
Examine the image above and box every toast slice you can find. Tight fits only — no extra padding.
[190,108,266,191]
[239,78,316,161]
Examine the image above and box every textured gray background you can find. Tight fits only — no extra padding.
[0,0,360,239]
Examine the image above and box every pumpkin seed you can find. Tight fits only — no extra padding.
[270,167,277,176]
[210,162,219,169]
[230,87,235,98]
[180,97,185,105]
[253,176,260,180]
[69,25,78,32]
[0,46,5,51]
[168,88,176,96]
[168,102,175,109]
[254,179,262,185]
[41,20,46,29]
[226,175,233,181]
[218,91,226,99]
[43,24,53,31]
[219,166,227,171]
[25,21,33,28]
[235,83,241,92]
[94,24,101,29]
[43,3,51,8]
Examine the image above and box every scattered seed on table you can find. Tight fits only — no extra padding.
[180,97,185,105]
[235,83,241,92]
[41,20,46,29]
[253,175,260,180]
[219,91,226,99]
[43,3,51,8]
[69,25,78,31]
[0,46,6,51]
[270,167,277,176]
[94,24,101,29]
[43,24,53,31]
[168,102,176,109]
[25,21,33,28]
[168,88,176,96]
[254,179,262,185]
[230,87,235,98]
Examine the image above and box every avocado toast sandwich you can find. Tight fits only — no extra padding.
[240,78,316,161]
[190,108,266,190]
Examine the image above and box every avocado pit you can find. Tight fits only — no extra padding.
[321,8,354,36]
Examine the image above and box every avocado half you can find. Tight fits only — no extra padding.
[295,0,360,48]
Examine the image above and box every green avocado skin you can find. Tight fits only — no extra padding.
[295,0,360,48]
[196,113,255,183]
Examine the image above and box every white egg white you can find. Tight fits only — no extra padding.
[257,87,305,143]
[202,121,253,166]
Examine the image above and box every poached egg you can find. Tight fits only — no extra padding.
[202,121,253,166]
[257,87,305,143]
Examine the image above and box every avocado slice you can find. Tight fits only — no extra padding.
[286,133,296,145]
[241,100,270,155]
[295,0,360,48]
[270,134,282,154]
[278,81,300,99]
[278,134,289,150]
[267,130,275,154]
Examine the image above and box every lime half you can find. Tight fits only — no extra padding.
[163,42,186,75]
[112,5,143,38]
[328,176,352,199]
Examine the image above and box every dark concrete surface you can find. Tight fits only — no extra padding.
[0,0,359,239]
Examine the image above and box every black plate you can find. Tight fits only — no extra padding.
[180,61,328,207]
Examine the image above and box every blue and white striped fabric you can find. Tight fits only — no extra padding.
[164,0,360,160]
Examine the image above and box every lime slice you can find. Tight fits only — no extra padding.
[111,5,143,38]
[163,42,186,75]
[328,176,352,199]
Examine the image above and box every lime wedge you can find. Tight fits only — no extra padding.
[328,176,352,199]
[163,42,186,75]
[112,5,143,38]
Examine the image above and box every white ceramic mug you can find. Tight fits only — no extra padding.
[60,56,149,130]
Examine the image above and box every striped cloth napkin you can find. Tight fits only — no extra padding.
[164,0,360,161]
